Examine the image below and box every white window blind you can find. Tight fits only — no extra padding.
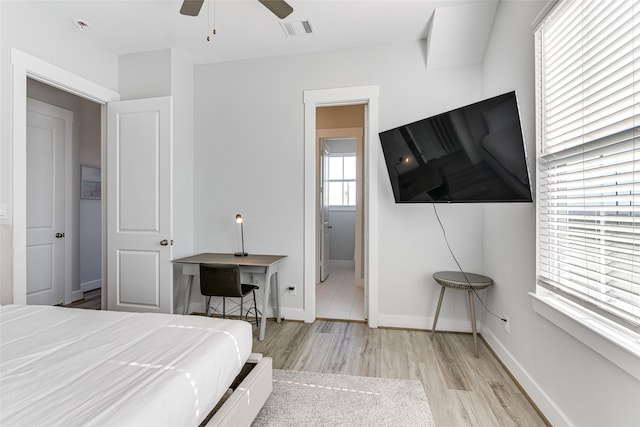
[535,0,640,332]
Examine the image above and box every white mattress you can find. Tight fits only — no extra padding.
[0,305,253,427]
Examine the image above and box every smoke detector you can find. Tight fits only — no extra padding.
[280,19,314,38]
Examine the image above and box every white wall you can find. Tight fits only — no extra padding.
[78,100,102,291]
[328,210,355,261]
[194,40,486,327]
[480,2,640,426]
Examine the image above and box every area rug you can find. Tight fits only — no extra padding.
[252,369,435,426]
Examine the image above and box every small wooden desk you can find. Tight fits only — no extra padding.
[172,253,287,341]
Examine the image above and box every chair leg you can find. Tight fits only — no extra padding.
[222,298,226,318]
[431,285,446,339]
[253,290,259,327]
[468,290,479,358]
[240,297,244,320]
[206,296,211,317]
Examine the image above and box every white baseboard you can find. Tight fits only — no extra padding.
[80,279,102,292]
[279,307,306,322]
[377,313,476,332]
[69,289,84,303]
[481,327,572,427]
[329,259,355,269]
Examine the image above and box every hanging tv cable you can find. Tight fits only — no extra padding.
[432,204,507,323]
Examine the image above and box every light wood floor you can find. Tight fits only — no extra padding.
[253,319,549,427]
[61,288,101,310]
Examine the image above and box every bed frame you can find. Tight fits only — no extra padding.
[204,353,273,426]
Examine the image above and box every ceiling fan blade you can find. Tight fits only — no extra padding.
[258,0,293,19]
[180,0,205,16]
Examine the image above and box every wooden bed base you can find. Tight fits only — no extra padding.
[204,353,273,427]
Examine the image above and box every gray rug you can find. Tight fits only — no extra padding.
[252,369,435,426]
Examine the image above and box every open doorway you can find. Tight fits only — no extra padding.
[315,105,365,321]
[303,85,380,327]
[10,48,119,308]
[25,78,103,310]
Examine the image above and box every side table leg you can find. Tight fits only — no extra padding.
[431,285,446,339]
[468,289,479,357]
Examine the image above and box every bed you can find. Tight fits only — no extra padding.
[0,304,272,427]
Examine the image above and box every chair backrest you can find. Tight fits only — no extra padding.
[199,264,243,297]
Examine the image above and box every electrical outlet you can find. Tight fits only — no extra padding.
[288,284,297,296]
[504,315,510,333]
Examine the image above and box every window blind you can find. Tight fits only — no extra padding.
[536,0,640,331]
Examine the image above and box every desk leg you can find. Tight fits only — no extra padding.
[184,274,194,315]
[272,271,281,323]
[258,266,283,341]
[259,268,271,341]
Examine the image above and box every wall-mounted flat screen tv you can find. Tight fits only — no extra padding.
[379,91,532,203]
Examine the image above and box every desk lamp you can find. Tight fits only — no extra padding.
[234,214,248,256]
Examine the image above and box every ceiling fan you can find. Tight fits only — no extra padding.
[180,0,293,19]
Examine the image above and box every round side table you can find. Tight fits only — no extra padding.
[431,270,493,357]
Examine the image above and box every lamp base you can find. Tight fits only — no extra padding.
[234,252,248,257]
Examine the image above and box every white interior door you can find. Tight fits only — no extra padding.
[26,99,72,306]
[107,97,173,313]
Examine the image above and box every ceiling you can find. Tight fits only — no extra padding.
[26,0,504,66]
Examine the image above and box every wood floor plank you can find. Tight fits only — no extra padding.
[424,389,473,426]
[253,319,549,427]
[457,389,503,427]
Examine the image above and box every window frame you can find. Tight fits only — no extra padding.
[327,153,357,207]
[532,0,640,380]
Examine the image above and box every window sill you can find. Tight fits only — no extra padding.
[529,291,640,381]
[329,205,356,212]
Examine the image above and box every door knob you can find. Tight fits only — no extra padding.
[55,233,65,238]
[160,239,169,246]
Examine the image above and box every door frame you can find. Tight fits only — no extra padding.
[303,85,380,327]
[318,138,330,283]
[10,48,119,305]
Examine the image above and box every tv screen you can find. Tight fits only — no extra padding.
[379,91,532,203]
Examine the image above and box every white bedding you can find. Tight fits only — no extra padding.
[0,305,253,427]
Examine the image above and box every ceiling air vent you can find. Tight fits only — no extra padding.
[280,19,314,38]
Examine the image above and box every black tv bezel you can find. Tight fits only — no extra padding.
[378,91,533,204]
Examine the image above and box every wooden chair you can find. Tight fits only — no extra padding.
[199,263,259,326]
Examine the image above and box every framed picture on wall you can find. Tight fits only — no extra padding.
[80,164,101,200]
